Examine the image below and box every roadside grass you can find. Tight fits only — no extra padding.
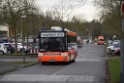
[0,53,37,57]
[10,61,38,67]
[11,61,33,65]
[108,56,120,83]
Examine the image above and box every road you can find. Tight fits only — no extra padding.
[0,44,106,83]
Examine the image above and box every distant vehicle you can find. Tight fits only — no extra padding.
[77,36,83,47]
[97,36,105,45]
[112,40,120,44]
[77,42,83,48]
[38,30,78,64]
[107,43,120,55]
[0,39,13,43]
[107,40,112,44]
[3,43,15,54]
[0,44,7,55]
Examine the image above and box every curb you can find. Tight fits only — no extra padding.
[20,62,39,68]
[105,59,110,83]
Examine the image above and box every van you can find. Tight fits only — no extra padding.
[97,36,105,45]
[0,44,7,55]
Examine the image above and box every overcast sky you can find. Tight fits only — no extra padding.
[35,0,101,21]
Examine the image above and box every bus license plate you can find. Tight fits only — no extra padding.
[49,60,56,62]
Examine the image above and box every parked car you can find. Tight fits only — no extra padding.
[77,42,83,48]
[3,43,15,54]
[107,40,113,44]
[107,43,120,55]
[112,40,120,44]
[0,44,7,55]
[10,43,28,53]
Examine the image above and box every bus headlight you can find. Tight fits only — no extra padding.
[61,53,68,56]
[38,53,44,56]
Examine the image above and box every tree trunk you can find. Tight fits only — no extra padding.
[13,23,18,53]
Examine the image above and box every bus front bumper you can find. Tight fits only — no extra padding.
[38,56,69,62]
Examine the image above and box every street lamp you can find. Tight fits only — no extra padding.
[21,15,27,63]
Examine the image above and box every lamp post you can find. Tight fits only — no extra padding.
[21,15,27,63]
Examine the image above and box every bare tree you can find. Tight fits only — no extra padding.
[93,0,123,38]
[52,0,88,28]
[1,0,36,52]
[52,0,77,27]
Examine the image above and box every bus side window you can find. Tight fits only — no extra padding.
[68,43,72,50]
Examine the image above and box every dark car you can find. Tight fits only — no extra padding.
[3,43,15,54]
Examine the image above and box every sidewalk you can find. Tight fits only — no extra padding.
[0,61,18,74]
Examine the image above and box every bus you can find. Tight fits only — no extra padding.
[38,30,78,64]
[97,36,105,45]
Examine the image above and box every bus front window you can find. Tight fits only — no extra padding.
[39,38,66,52]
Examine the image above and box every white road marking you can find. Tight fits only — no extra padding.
[76,59,101,62]
[0,74,94,82]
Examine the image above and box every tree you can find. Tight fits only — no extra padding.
[1,0,36,52]
[93,0,123,38]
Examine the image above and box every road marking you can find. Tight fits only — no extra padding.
[0,74,94,82]
[76,59,101,62]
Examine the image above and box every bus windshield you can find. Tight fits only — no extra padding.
[39,37,66,52]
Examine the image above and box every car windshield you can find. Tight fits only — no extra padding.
[39,37,66,52]
[99,39,104,41]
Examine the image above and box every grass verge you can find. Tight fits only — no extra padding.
[108,56,120,83]
[11,61,33,65]
[10,61,38,68]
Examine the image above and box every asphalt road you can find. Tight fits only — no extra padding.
[0,44,106,83]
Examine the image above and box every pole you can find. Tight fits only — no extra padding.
[91,22,93,42]
[120,0,124,83]
[21,15,27,63]
[22,19,25,63]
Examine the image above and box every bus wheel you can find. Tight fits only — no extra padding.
[72,59,75,63]
[41,62,46,65]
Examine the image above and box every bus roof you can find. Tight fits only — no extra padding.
[98,36,104,39]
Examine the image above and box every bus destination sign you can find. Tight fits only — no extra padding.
[41,32,65,37]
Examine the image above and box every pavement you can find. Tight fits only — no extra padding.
[0,61,18,74]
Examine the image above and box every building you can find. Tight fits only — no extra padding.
[0,25,9,38]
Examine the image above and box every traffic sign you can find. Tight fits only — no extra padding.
[122,19,124,31]
[122,2,124,15]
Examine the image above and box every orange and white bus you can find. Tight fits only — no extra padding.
[38,30,78,64]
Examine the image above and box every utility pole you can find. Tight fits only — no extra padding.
[119,0,124,83]
[21,15,27,63]
[91,22,93,42]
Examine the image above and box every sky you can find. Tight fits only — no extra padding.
[35,0,101,21]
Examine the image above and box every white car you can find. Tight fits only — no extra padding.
[106,43,120,55]
[10,43,28,52]
[112,40,120,44]
[0,44,7,55]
